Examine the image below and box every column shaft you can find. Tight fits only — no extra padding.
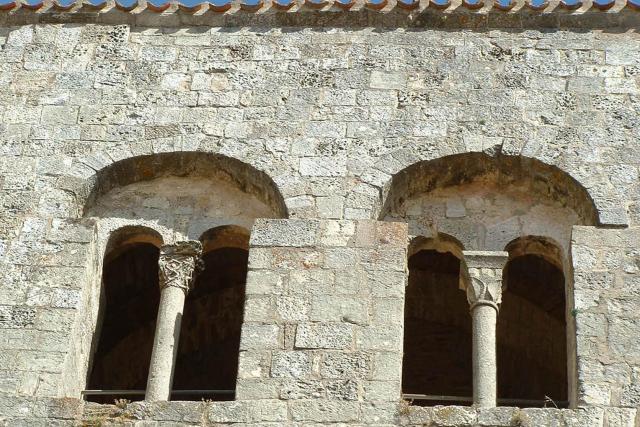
[471,302,498,408]
[145,241,202,402]
[145,286,187,401]
[462,250,508,409]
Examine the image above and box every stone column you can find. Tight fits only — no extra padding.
[146,241,202,402]
[461,251,509,408]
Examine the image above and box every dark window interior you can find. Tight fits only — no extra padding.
[498,254,568,407]
[172,246,248,401]
[87,243,160,403]
[402,249,472,406]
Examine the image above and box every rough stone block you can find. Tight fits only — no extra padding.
[235,378,280,400]
[240,324,282,351]
[319,220,356,247]
[270,351,313,378]
[237,350,270,380]
[362,380,401,402]
[280,379,325,400]
[250,219,319,248]
[300,157,347,177]
[309,295,369,325]
[289,400,360,422]
[324,248,359,269]
[356,325,403,352]
[289,269,335,295]
[207,400,288,423]
[295,323,354,350]
[321,351,371,380]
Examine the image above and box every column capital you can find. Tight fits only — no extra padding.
[158,241,203,294]
[461,251,509,310]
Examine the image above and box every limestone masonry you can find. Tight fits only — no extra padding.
[0,3,639,426]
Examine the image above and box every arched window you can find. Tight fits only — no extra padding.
[498,237,568,407]
[402,236,472,405]
[381,153,598,408]
[86,227,163,403]
[172,226,250,401]
[73,152,287,401]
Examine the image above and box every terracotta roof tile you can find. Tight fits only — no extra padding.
[0,0,638,15]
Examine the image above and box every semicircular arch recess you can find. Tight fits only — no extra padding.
[82,152,288,219]
[379,153,599,226]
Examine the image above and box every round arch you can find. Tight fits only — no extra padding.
[78,151,288,219]
[199,225,250,254]
[504,235,566,271]
[408,233,465,260]
[103,225,164,264]
[378,153,600,226]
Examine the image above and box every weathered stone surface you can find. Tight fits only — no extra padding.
[1,10,640,426]
[251,219,319,248]
[295,323,354,350]
[289,400,360,422]
[270,351,313,378]
[240,324,282,350]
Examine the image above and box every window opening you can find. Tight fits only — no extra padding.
[86,241,160,403]
[402,246,472,406]
[498,253,568,407]
[171,227,249,401]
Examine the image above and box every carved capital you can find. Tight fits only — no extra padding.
[461,251,509,310]
[158,241,203,294]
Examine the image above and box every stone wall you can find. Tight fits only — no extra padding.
[0,7,639,426]
[573,227,640,409]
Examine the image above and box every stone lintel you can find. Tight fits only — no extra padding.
[463,251,509,270]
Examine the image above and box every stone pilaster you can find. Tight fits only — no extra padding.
[237,219,408,415]
[146,241,202,402]
[461,251,509,408]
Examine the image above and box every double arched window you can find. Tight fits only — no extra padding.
[78,152,288,403]
[385,153,597,408]
[86,225,250,402]
[402,234,569,408]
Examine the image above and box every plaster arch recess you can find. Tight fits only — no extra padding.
[82,152,288,233]
[380,153,598,253]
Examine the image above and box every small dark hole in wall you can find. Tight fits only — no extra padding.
[402,249,472,406]
[87,243,160,404]
[172,247,248,401]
